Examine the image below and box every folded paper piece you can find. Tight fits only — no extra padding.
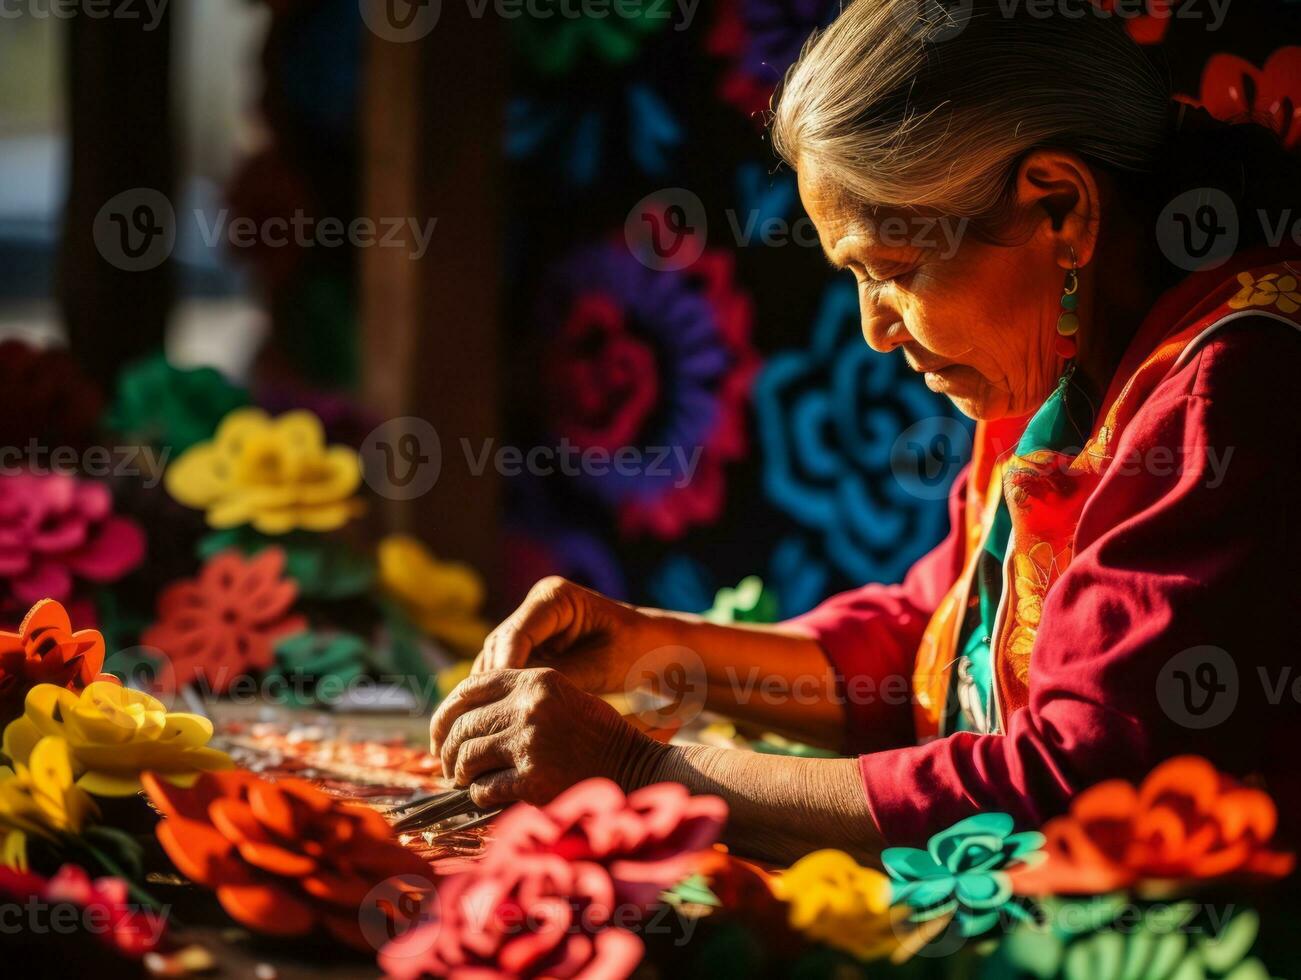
[1011,756,1295,896]
[3,681,233,797]
[0,473,146,608]
[0,735,99,870]
[164,407,363,534]
[141,548,307,693]
[144,769,431,950]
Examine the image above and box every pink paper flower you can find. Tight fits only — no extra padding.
[0,473,145,606]
[379,779,727,980]
[0,862,166,957]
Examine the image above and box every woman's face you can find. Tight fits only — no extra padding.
[798,159,1069,421]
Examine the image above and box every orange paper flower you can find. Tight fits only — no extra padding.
[141,549,306,693]
[0,600,112,725]
[143,769,431,950]
[1011,756,1295,896]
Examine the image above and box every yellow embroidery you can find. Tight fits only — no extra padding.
[1007,542,1072,681]
[1227,271,1301,315]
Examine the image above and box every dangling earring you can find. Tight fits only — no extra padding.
[1055,247,1080,360]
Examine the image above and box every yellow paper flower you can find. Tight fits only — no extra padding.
[0,735,99,870]
[2,682,234,797]
[379,534,491,653]
[1227,271,1301,314]
[772,849,901,961]
[164,408,364,534]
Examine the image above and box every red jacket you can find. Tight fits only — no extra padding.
[791,255,1301,847]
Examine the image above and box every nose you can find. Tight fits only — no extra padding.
[860,297,910,354]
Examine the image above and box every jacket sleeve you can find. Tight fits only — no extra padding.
[855,323,1300,846]
[784,468,969,754]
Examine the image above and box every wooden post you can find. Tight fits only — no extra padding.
[359,5,505,600]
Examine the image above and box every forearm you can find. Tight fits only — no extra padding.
[618,737,881,866]
[639,608,846,747]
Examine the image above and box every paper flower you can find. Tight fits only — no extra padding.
[199,526,375,599]
[164,408,364,534]
[0,338,104,454]
[380,779,724,979]
[0,735,99,870]
[3,681,233,797]
[755,281,964,582]
[1011,757,1295,897]
[141,548,307,693]
[143,769,431,950]
[0,472,146,607]
[0,863,165,957]
[512,5,667,75]
[1193,47,1301,150]
[999,898,1269,980]
[380,854,647,980]
[0,599,110,726]
[772,849,899,961]
[704,575,779,624]
[536,240,757,539]
[1089,0,1179,44]
[269,630,369,706]
[707,0,839,122]
[105,353,250,454]
[378,534,490,653]
[883,812,1044,938]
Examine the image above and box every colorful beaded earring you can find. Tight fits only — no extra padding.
[1056,247,1080,359]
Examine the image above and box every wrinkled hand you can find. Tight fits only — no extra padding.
[430,667,658,808]
[473,576,667,694]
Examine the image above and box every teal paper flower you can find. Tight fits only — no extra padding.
[997,899,1270,980]
[883,812,1044,937]
[704,575,779,625]
[198,527,374,600]
[105,353,249,454]
[269,631,369,706]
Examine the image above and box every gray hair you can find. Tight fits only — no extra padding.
[771,0,1172,218]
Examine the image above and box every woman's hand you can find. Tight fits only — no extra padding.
[430,667,660,808]
[473,576,670,695]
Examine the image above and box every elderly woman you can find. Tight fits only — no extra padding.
[431,1,1301,861]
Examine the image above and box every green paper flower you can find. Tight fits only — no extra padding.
[198,527,374,599]
[704,575,780,625]
[269,631,369,706]
[106,353,249,454]
[883,812,1044,938]
[512,3,668,75]
[998,899,1270,980]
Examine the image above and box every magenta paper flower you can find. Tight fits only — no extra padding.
[0,473,145,606]
[379,779,726,980]
[0,863,165,957]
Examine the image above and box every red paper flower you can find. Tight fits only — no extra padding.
[0,339,104,454]
[0,472,145,606]
[379,779,726,980]
[1011,756,1295,896]
[0,598,113,725]
[143,769,432,950]
[1090,0,1178,44]
[141,548,306,692]
[1193,46,1301,151]
[0,862,166,957]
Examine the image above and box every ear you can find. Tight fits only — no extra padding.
[1011,150,1102,270]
